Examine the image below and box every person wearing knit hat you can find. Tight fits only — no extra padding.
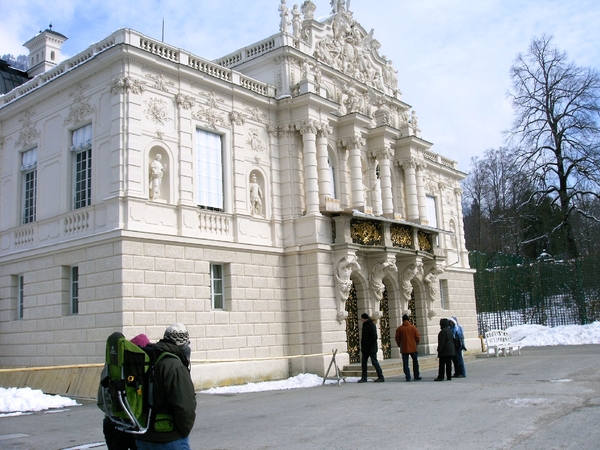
[135,324,196,449]
[163,323,190,347]
[358,313,385,383]
[130,333,150,348]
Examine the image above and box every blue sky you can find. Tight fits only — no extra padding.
[2,0,600,173]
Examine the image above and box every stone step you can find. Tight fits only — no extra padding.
[341,353,475,379]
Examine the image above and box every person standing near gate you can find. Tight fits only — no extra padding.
[358,313,385,383]
[449,316,466,378]
[394,314,422,382]
[435,318,455,381]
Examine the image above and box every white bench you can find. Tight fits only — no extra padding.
[484,329,522,357]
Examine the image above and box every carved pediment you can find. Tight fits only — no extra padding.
[310,9,396,96]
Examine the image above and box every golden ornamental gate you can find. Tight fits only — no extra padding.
[379,287,391,359]
[345,284,360,363]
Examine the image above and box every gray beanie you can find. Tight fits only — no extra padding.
[163,322,190,346]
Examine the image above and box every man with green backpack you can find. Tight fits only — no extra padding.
[100,323,196,450]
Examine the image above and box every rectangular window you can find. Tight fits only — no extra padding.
[71,266,79,314]
[426,195,438,228]
[18,275,24,319]
[439,279,449,309]
[211,264,224,309]
[21,148,37,224]
[72,124,92,209]
[196,129,223,211]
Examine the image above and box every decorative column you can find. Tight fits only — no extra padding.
[340,134,366,210]
[295,119,320,215]
[416,159,428,225]
[399,157,419,222]
[316,124,333,207]
[372,144,394,217]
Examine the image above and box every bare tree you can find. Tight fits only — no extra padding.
[508,35,600,259]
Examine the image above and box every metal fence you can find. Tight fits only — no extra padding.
[471,252,600,336]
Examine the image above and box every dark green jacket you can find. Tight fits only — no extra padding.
[136,341,197,443]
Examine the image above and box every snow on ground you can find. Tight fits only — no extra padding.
[0,322,598,413]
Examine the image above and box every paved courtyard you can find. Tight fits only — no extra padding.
[2,345,599,450]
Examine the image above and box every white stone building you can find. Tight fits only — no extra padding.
[0,1,477,388]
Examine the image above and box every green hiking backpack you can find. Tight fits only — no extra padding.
[100,332,177,434]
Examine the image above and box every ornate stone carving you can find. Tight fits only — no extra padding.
[279,0,290,33]
[202,91,224,109]
[244,106,267,122]
[15,111,39,148]
[64,83,95,125]
[410,110,420,133]
[400,262,423,305]
[291,4,302,39]
[371,144,394,161]
[335,255,361,322]
[175,93,195,110]
[339,134,365,151]
[371,259,397,300]
[193,92,228,129]
[145,73,174,92]
[144,98,170,125]
[424,265,444,319]
[229,111,246,126]
[247,128,265,152]
[301,1,316,20]
[313,11,390,93]
[267,123,294,137]
[295,118,320,135]
[109,76,146,95]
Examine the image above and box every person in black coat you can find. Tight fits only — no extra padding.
[135,323,197,450]
[358,313,385,383]
[435,318,456,381]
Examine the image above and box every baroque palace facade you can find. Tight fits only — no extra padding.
[0,1,477,388]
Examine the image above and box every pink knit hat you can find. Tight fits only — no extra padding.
[130,334,150,347]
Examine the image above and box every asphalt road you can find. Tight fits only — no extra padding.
[1,345,599,450]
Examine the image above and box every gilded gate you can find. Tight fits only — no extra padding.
[379,287,391,359]
[345,284,360,363]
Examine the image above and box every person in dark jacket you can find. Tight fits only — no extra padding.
[435,318,455,381]
[135,323,197,450]
[449,316,466,378]
[394,314,421,382]
[358,313,385,383]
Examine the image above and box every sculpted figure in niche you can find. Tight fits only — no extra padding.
[249,173,263,216]
[279,0,291,33]
[149,154,166,200]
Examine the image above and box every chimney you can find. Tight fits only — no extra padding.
[23,25,67,78]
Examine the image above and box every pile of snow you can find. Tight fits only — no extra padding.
[0,386,79,416]
[507,321,600,346]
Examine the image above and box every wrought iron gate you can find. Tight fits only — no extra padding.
[408,291,416,324]
[345,284,360,363]
[379,287,391,359]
